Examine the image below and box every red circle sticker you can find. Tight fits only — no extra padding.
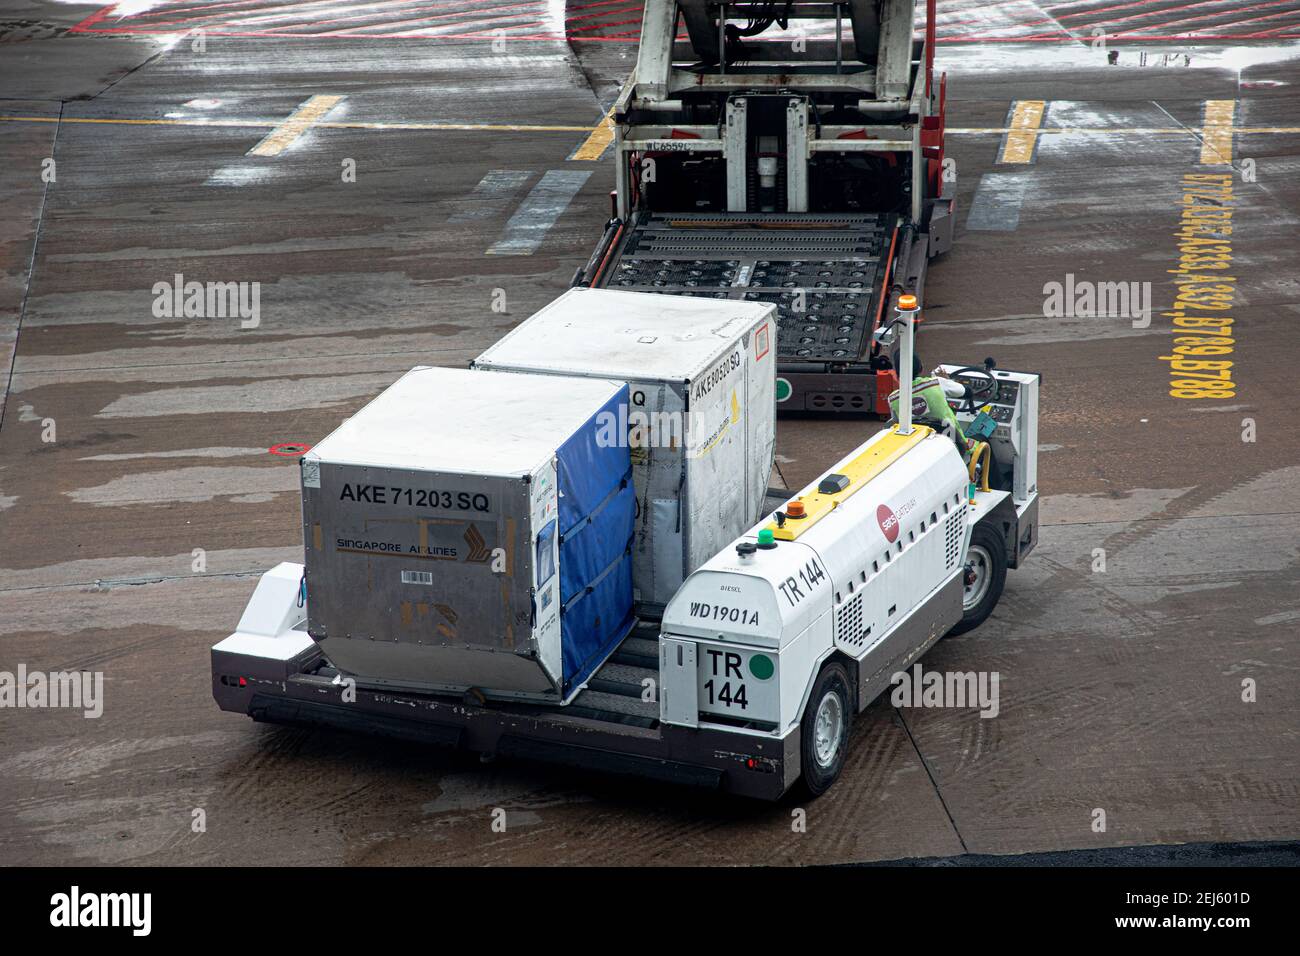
[269,442,312,458]
[876,503,900,543]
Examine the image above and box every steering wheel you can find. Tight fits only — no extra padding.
[948,366,997,414]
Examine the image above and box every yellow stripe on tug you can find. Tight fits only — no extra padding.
[767,425,933,541]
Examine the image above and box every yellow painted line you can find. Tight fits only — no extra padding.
[0,115,592,133]
[3,113,1300,139]
[571,107,616,161]
[998,100,1046,164]
[0,115,279,128]
[954,126,1300,136]
[1200,99,1236,165]
[317,120,591,132]
[247,94,345,157]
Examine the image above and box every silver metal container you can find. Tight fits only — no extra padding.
[300,366,634,704]
[474,288,777,611]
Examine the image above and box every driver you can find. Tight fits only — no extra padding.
[888,355,972,460]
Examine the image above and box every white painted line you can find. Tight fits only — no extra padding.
[449,170,532,223]
[487,170,592,255]
[966,172,1030,232]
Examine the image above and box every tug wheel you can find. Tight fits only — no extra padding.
[949,522,1008,636]
[799,662,853,797]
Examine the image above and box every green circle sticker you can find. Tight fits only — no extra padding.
[749,654,775,681]
[775,377,792,402]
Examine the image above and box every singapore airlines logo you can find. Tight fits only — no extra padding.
[463,524,492,563]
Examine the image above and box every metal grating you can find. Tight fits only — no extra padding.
[652,214,886,226]
[835,591,868,651]
[611,259,740,287]
[632,237,878,254]
[945,505,966,570]
[742,290,873,357]
[748,259,880,288]
[600,211,897,364]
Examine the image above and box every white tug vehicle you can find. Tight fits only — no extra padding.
[659,295,1040,791]
[212,293,1039,798]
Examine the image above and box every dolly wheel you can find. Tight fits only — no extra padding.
[799,662,853,797]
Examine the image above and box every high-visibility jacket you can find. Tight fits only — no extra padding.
[887,376,969,456]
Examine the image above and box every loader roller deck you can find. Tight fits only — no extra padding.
[594,212,900,411]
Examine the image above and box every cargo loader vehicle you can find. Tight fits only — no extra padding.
[573,0,954,416]
[212,292,1039,799]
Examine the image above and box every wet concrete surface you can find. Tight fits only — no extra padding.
[0,3,1297,865]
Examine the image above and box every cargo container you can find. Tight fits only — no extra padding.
[473,287,777,612]
[299,366,636,704]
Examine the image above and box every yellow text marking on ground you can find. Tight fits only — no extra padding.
[571,107,615,161]
[1201,100,1236,165]
[247,94,345,157]
[998,100,1046,164]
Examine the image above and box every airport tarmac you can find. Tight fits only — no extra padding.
[0,1,1297,865]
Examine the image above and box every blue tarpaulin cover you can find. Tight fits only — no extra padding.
[554,385,636,695]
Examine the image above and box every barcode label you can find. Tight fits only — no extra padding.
[401,570,434,586]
